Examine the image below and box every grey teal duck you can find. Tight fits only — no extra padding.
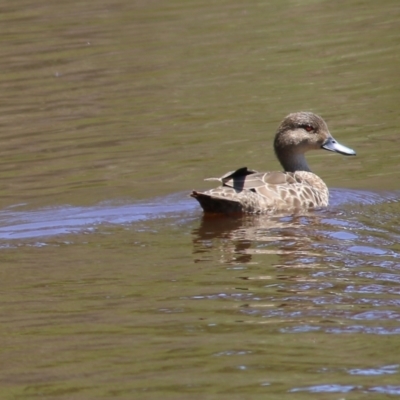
[191,112,356,214]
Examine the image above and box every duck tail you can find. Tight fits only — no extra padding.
[190,191,243,214]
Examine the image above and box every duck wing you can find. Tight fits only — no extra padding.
[217,167,294,191]
[204,167,259,185]
[192,167,303,213]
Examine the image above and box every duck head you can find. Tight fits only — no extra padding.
[274,112,356,172]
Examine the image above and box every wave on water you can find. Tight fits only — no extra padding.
[0,188,397,240]
[330,188,399,206]
[0,193,197,240]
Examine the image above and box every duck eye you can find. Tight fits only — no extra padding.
[300,125,314,132]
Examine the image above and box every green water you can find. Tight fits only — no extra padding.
[0,0,400,398]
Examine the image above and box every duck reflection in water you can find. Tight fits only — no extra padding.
[192,211,331,267]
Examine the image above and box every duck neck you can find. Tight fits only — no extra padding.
[276,150,311,173]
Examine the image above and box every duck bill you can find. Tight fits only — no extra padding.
[322,137,356,156]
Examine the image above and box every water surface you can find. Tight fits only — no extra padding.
[1,0,400,398]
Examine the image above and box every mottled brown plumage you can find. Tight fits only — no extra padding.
[191,112,356,214]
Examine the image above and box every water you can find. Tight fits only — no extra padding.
[1,0,400,398]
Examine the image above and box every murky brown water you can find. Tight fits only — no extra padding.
[1,0,400,398]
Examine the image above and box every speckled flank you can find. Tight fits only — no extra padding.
[191,170,328,214]
[191,112,356,214]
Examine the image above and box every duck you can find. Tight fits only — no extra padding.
[191,112,356,214]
